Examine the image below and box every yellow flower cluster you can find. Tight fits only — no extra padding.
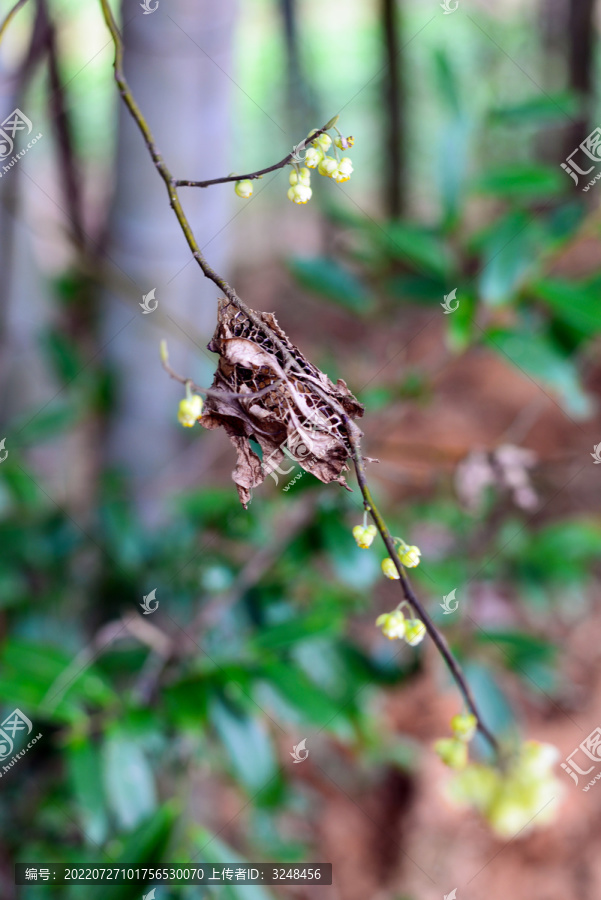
[446,740,562,839]
[177,394,203,428]
[305,130,355,185]
[288,167,312,204]
[351,520,425,648]
[233,124,355,205]
[434,713,478,771]
[352,523,377,548]
[381,541,421,580]
[375,610,426,646]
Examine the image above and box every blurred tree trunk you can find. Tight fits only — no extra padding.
[381,0,404,218]
[279,0,314,132]
[102,0,237,515]
[539,0,597,160]
[565,0,596,150]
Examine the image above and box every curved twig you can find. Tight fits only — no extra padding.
[161,346,282,404]
[343,415,500,757]
[0,0,30,45]
[174,123,333,189]
[97,0,501,761]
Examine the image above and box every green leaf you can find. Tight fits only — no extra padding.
[461,661,515,757]
[473,164,566,200]
[368,222,451,279]
[0,639,115,722]
[66,740,108,846]
[475,630,558,693]
[102,731,157,831]
[40,328,85,384]
[260,661,350,730]
[210,696,277,794]
[251,611,340,651]
[192,827,277,900]
[446,292,476,352]
[385,273,447,302]
[12,403,82,446]
[489,92,579,126]
[485,328,592,418]
[163,676,210,729]
[531,278,601,336]
[105,805,176,900]
[478,212,542,306]
[432,48,461,116]
[287,256,371,312]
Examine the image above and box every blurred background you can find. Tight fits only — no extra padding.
[1,0,601,897]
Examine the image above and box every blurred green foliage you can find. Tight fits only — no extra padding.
[1,3,601,898]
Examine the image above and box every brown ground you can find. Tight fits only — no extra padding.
[220,254,601,900]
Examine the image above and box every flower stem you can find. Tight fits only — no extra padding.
[343,415,500,758]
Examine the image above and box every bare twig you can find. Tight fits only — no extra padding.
[97,0,501,761]
[160,342,283,403]
[343,415,500,757]
[98,0,337,388]
[174,122,333,189]
[0,0,30,44]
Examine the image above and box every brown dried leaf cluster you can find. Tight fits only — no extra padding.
[200,299,364,506]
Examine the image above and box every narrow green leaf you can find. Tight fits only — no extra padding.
[102,732,157,831]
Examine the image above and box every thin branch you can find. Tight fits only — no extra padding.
[160,344,283,403]
[0,0,30,45]
[343,415,500,758]
[97,0,501,762]
[98,0,337,388]
[175,122,332,189]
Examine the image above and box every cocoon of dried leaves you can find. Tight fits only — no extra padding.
[200,299,364,507]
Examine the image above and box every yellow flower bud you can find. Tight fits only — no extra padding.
[434,737,468,770]
[352,524,377,549]
[333,157,353,183]
[404,618,426,646]
[288,183,312,204]
[178,394,203,427]
[313,133,332,152]
[304,147,323,168]
[334,135,354,149]
[398,544,421,568]
[234,179,253,199]
[451,713,478,742]
[317,156,338,178]
[375,610,406,639]
[289,170,299,185]
[381,558,400,580]
[298,167,311,185]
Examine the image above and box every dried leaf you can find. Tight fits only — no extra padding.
[201,299,364,506]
